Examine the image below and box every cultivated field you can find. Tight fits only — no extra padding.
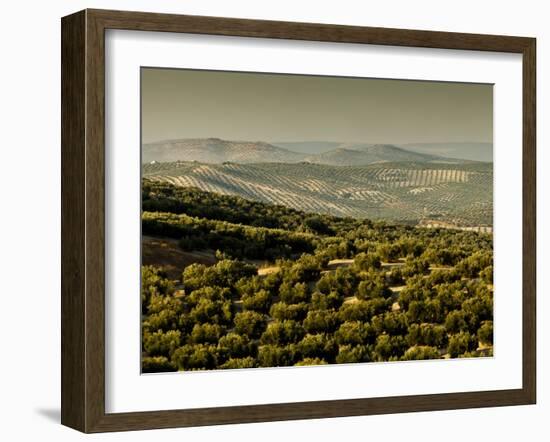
[141,183,494,372]
[143,161,492,226]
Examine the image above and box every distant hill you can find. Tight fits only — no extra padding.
[143,138,463,166]
[400,142,493,162]
[271,141,342,154]
[142,138,305,164]
[305,144,444,165]
[273,140,492,163]
[304,147,376,166]
[143,160,493,226]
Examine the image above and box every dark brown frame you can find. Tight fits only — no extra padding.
[61,8,536,433]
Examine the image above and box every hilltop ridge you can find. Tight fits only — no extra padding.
[143,138,467,166]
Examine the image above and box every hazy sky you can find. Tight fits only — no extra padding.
[141,68,493,145]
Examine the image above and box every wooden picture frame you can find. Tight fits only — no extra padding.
[61,8,536,433]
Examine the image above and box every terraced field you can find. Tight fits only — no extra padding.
[143,161,492,226]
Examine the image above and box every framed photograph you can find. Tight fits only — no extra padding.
[61,9,536,433]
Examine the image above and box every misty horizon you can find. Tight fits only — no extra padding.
[143,136,491,145]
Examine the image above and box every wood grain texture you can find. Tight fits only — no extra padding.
[84,9,107,432]
[89,8,533,52]
[522,38,537,403]
[60,8,537,433]
[61,10,86,431]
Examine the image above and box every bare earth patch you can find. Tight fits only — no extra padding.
[343,296,360,304]
[326,259,354,270]
[257,266,280,276]
[390,285,406,293]
[142,235,217,279]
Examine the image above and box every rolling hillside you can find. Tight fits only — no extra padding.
[272,141,492,162]
[142,138,304,164]
[304,144,442,165]
[271,141,342,154]
[143,161,493,226]
[142,138,462,166]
